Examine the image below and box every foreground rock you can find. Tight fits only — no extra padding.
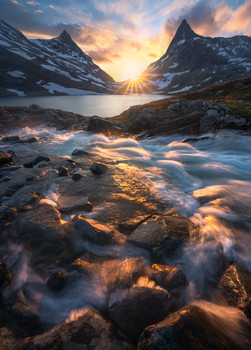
[15,309,134,350]
[0,151,13,165]
[109,286,170,342]
[138,304,251,350]
[87,116,124,135]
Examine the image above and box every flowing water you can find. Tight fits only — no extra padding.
[1,126,251,344]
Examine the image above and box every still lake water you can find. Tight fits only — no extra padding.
[0,94,168,118]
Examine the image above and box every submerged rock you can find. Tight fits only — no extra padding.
[47,272,68,292]
[72,173,83,181]
[57,196,93,214]
[0,151,13,165]
[90,162,109,175]
[138,304,251,350]
[15,309,134,350]
[23,155,50,168]
[2,135,21,143]
[87,116,123,135]
[151,264,188,291]
[0,260,11,292]
[0,206,17,221]
[57,166,69,177]
[71,149,89,156]
[109,286,170,342]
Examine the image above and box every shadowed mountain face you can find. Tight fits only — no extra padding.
[139,19,251,95]
[0,20,115,97]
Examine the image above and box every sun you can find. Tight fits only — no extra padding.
[121,59,144,82]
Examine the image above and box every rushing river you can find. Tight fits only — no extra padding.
[0,94,167,117]
[1,126,251,345]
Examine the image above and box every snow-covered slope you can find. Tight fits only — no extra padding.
[139,19,251,95]
[0,20,115,96]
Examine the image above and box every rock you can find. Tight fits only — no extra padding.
[151,237,184,263]
[71,149,89,156]
[57,196,93,214]
[74,216,124,245]
[0,151,13,165]
[66,159,78,168]
[23,155,50,168]
[7,150,17,158]
[3,182,24,197]
[118,215,151,234]
[0,206,17,221]
[67,258,94,275]
[90,162,108,175]
[130,215,195,246]
[2,135,21,143]
[10,302,41,334]
[217,264,251,310]
[151,264,188,290]
[200,109,221,132]
[47,272,67,292]
[0,260,11,291]
[57,166,69,177]
[0,327,18,350]
[138,304,251,350]
[72,173,83,181]
[87,116,123,135]
[18,137,38,143]
[244,298,251,320]
[2,192,39,211]
[109,286,170,342]
[0,176,11,182]
[15,309,134,350]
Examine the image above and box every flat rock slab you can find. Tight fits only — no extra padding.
[57,195,93,214]
[130,215,196,246]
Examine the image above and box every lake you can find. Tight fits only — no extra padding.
[0,94,168,118]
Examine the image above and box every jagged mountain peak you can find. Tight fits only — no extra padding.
[58,29,72,43]
[169,19,200,47]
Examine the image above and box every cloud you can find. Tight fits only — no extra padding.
[34,9,42,14]
[27,1,39,5]
[223,0,251,35]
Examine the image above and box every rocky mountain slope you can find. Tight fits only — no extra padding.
[139,19,251,95]
[0,20,115,97]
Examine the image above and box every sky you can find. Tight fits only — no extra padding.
[1,0,251,81]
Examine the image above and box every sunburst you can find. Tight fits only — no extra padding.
[116,72,161,94]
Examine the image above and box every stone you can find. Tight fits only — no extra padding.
[138,304,251,350]
[0,206,17,221]
[7,150,17,158]
[18,137,38,143]
[244,298,251,320]
[47,271,67,292]
[0,151,13,165]
[72,173,83,181]
[23,155,50,168]
[2,135,21,143]
[57,166,69,177]
[3,182,24,197]
[151,264,188,290]
[109,286,170,342]
[15,309,134,350]
[87,116,123,135]
[2,192,39,211]
[71,149,89,156]
[74,216,125,245]
[0,260,11,291]
[90,162,108,175]
[57,196,93,214]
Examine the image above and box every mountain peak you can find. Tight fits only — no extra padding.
[59,30,72,43]
[169,19,199,47]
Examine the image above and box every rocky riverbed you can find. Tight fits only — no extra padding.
[0,99,251,349]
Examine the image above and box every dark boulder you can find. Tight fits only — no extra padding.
[2,136,21,143]
[87,116,123,135]
[47,271,68,292]
[90,162,108,175]
[15,309,134,350]
[7,150,17,158]
[109,286,170,342]
[18,137,38,143]
[0,260,11,292]
[57,196,93,214]
[57,166,69,177]
[244,298,251,320]
[71,149,89,156]
[23,155,50,168]
[72,173,83,181]
[151,264,188,290]
[0,206,17,221]
[138,304,251,350]
[0,151,13,165]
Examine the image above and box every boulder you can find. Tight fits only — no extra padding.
[2,192,39,211]
[0,151,13,165]
[0,206,17,221]
[72,173,83,181]
[74,216,124,245]
[109,286,170,342]
[130,215,195,246]
[151,264,188,290]
[15,310,134,350]
[57,196,93,214]
[57,167,69,177]
[71,149,89,156]
[217,264,251,310]
[87,116,123,135]
[47,272,68,292]
[90,162,108,175]
[2,135,21,143]
[23,155,50,168]
[138,304,251,350]
[0,260,11,292]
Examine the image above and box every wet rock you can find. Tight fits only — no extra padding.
[109,286,170,342]
[118,215,151,234]
[106,258,149,291]
[2,192,39,211]
[18,137,38,143]
[244,298,251,320]
[67,258,94,275]
[0,206,17,221]
[151,264,188,290]
[57,196,93,214]
[87,116,123,135]
[10,302,42,335]
[47,272,67,292]
[151,237,184,263]
[0,176,11,182]
[7,150,17,158]
[90,162,108,175]
[74,216,124,245]
[0,260,11,291]
[57,166,69,177]
[66,159,78,168]
[217,263,251,310]
[23,155,50,168]
[3,182,24,197]
[0,327,18,350]
[138,304,251,350]
[2,135,21,143]
[0,151,13,165]
[130,215,195,246]
[71,149,89,156]
[72,173,83,181]
[15,309,134,350]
